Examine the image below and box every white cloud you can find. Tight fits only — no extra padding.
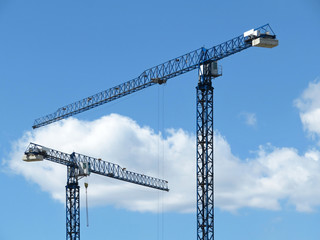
[4,112,320,213]
[239,112,257,126]
[4,114,196,213]
[295,79,320,141]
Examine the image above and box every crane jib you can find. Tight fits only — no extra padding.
[32,24,276,129]
[23,142,169,191]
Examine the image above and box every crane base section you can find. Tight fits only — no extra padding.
[22,154,44,162]
[252,38,278,48]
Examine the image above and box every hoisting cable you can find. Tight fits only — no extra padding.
[157,85,160,240]
[157,84,166,240]
[161,84,165,240]
[84,182,89,227]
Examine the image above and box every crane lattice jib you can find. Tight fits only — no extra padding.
[32,24,275,129]
[25,142,169,191]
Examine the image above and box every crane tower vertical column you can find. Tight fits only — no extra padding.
[196,57,220,240]
[66,153,80,240]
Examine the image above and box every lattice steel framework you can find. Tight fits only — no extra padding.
[24,143,169,191]
[196,61,214,240]
[66,153,80,240]
[32,24,276,130]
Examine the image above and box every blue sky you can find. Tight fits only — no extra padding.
[1,0,320,240]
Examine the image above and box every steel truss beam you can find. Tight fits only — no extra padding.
[32,24,275,129]
[24,143,169,191]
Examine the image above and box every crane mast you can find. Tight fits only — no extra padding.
[196,60,216,240]
[30,24,278,240]
[23,143,169,240]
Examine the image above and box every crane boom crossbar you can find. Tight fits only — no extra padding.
[32,24,275,129]
[24,142,169,191]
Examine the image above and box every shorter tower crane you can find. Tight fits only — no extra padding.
[23,142,169,240]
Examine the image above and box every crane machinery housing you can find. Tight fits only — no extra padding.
[29,24,278,240]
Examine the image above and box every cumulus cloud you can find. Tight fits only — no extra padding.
[5,114,196,213]
[3,111,320,213]
[216,140,320,212]
[295,79,320,142]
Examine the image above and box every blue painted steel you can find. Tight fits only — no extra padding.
[66,153,80,240]
[24,142,169,191]
[32,24,275,129]
[196,61,214,240]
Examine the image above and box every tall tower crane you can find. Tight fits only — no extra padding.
[23,142,169,240]
[31,24,278,240]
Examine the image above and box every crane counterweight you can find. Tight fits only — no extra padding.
[244,27,278,48]
[252,37,279,48]
[22,153,44,162]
